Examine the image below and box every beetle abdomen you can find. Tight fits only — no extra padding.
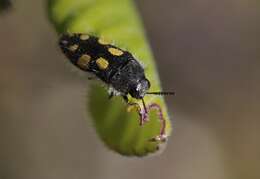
[59,33,131,83]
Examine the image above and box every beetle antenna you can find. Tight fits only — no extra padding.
[146,91,175,96]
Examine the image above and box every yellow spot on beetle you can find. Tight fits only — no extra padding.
[80,34,90,40]
[98,37,109,45]
[96,57,109,70]
[108,47,124,56]
[77,54,91,69]
[69,44,78,52]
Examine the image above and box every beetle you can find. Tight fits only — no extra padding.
[59,33,150,103]
[58,33,174,141]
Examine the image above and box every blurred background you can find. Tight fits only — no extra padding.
[0,0,259,179]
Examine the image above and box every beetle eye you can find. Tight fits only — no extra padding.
[141,78,150,91]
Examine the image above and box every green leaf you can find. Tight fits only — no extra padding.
[47,0,172,156]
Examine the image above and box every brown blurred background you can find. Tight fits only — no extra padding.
[0,0,259,179]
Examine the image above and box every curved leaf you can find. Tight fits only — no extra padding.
[48,0,172,156]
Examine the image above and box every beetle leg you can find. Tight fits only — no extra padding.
[108,92,114,99]
[122,95,128,103]
[124,97,147,126]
